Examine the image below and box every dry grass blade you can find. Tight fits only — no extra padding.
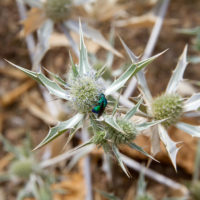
[0,153,14,172]
[22,95,57,125]
[122,154,189,197]
[0,79,36,107]
[0,67,27,80]
[86,0,126,22]
[115,13,156,28]
[21,8,46,36]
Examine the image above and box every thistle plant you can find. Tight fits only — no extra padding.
[6,24,165,176]
[0,135,54,200]
[122,41,200,170]
[20,0,121,69]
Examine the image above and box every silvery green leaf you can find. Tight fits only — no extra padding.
[95,64,107,79]
[6,60,40,82]
[33,113,84,150]
[136,50,168,103]
[78,21,91,75]
[112,91,121,116]
[112,144,130,177]
[128,143,158,162]
[69,52,79,78]
[119,36,140,63]
[6,60,70,100]
[65,20,122,57]
[43,68,67,88]
[150,125,161,156]
[22,0,42,8]
[166,45,188,94]
[37,73,70,100]
[137,71,153,104]
[33,20,54,70]
[105,27,115,69]
[104,115,124,134]
[136,119,165,132]
[158,125,180,171]
[183,93,200,112]
[189,56,200,64]
[105,50,166,96]
[175,122,200,137]
[124,98,143,120]
[63,122,82,150]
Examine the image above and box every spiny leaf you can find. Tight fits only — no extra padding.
[128,143,158,162]
[176,122,200,137]
[104,116,124,134]
[43,67,68,88]
[184,93,200,112]
[124,98,143,120]
[63,122,82,150]
[65,20,122,57]
[6,60,70,100]
[105,50,166,96]
[158,125,180,171]
[119,36,140,63]
[69,52,79,78]
[166,45,188,94]
[78,20,91,75]
[136,119,166,132]
[112,144,130,177]
[95,64,107,79]
[5,60,40,82]
[112,90,122,116]
[33,113,84,150]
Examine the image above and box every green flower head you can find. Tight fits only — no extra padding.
[44,0,72,21]
[152,94,183,127]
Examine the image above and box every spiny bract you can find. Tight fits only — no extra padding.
[106,118,138,145]
[44,0,72,21]
[152,94,183,127]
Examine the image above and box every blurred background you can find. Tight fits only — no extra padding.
[0,0,200,199]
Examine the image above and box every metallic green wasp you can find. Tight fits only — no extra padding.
[92,93,107,117]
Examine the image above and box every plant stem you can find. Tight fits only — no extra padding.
[81,126,93,200]
[121,154,189,198]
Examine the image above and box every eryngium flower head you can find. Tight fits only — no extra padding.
[106,118,137,145]
[152,94,183,127]
[44,0,72,21]
[70,75,103,113]
[9,159,35,179]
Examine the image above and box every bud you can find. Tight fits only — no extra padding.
[44,0,72,21]
[9,159,35,179]
[70,75,103,113]
[106,118,137,145]
[152,94,183,127]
